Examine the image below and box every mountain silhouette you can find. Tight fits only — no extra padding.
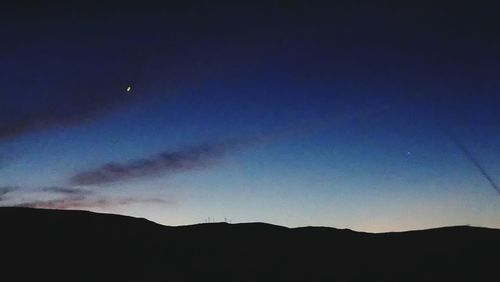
[1,207,498,281]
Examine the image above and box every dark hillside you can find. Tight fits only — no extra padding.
[1,207,498,281]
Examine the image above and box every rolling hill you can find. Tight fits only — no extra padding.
[1,207,498,281]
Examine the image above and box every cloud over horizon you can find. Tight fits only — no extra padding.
[0,184,170,210]
[0,186,18,201]
[41,186,91,195]
[14,196,170,210]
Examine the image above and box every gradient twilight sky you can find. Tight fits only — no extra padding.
[1,1,499,232]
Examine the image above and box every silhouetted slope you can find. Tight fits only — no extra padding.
[1,207,499,281]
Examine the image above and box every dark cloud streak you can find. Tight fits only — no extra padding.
[69,106,389,187]
[70,139,251,186]
[14,196,169,210]
[0,13,197,143]
[41,186,90,195]
[0,74,145,142]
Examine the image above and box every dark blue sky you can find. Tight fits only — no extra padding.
[1,1,499,231]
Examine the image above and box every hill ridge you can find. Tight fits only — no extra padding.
[1,207,499,281]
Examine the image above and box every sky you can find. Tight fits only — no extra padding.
[1,1,499,232]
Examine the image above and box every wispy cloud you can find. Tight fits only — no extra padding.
[41,186,90,195]
[0,186,18,201]
[0,89,139,142]
[0,38,204,144]
[69,139,252,186]
[14,196,169,210]
[68,106,390,187]
[0,184,170,210]
[0,30,167,143]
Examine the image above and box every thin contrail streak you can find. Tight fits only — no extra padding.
[437,123,500,196]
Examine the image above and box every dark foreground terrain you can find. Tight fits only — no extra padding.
[1,207,499,281]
